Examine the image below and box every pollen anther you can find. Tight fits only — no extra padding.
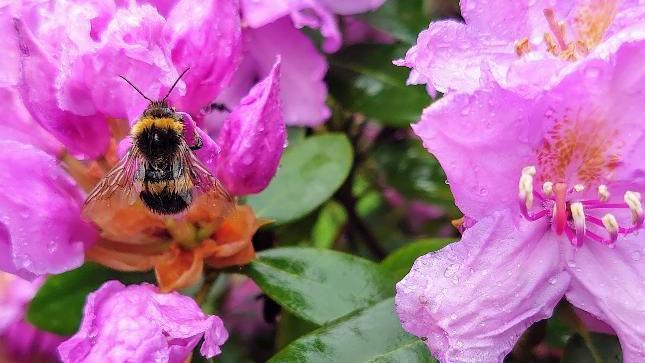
[570,202,586,245]
[519,166,536,209]
[598,184,609,201]
[574,184,585,192]
[624,191,643,224]
[543,181,554,196]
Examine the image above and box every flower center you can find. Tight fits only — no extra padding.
[518,166,643,247]
[515,1,618,60]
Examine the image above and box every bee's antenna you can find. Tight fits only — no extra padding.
[162,67,190,102]
[118,75,154,103]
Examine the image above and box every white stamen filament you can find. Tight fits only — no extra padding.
[574,184,585,192]
[519,166,536,210]
[624,191,643,223]
[598,184,609,202]
[543,181,554,196]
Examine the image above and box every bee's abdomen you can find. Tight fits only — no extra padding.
[140,189,192,215]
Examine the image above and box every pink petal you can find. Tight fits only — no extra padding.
[318,0,386,15]
[240,1,342,52]
[396,211,569,362]
[564,234,645,363]
[165,0,242,114]
[62,4,177,123]
[397,20,516,94]
[59,282,228,363]
[0,141,96,279]
[0,88,62,156]
[13,19,110,159]
[412,81,535,221]
[216,60,285,196]
[246,17,330,126]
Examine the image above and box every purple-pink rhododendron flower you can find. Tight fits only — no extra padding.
[0,273,66,362]
[0,0,285,279]
[397,25,645,363]
[206,0,387,127]
[396,0,645,95]
[58,281,228,362]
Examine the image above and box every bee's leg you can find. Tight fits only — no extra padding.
[202,102,231,114]
[189,134,203,151]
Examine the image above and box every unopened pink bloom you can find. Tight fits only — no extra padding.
[0,273,66,362]
[396,0,645,95]
[397,37,645,362]
[216,61,285,195]
[59,281,228,363]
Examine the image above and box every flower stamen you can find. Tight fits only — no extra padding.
[570,202,586,246]
[598,184,610,201]
[517,166,642,248]
[624,191,643,227]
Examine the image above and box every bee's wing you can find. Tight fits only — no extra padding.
[83,148,143,216]
[178,143,234,208]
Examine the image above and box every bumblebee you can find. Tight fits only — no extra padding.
[84,69,232,215]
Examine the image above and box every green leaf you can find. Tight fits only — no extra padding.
[275,312,318,351]
[327,44,429,126]
[562,333,622,363]
[247,134,353,224]
[360,0,429,44]
[374,139,454,209]
[27,263,152,335]
[381,239,454,280]
[243,247,393,325]
[269,298,435,363]
[312,201,347,249]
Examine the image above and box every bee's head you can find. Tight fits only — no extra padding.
[143,101,176,118]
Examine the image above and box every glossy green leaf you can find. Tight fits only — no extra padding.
[269,298,435,363]
[360,0,429,44]
[27,263,152,335]
[381,238,454,280]
[247,134,353,224]
[312,201,347,249]
[374,139,454,208]
[243,247,393,325]
[327,44,428,126]
[562,333,622,363]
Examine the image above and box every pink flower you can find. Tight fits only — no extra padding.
[396,37,645,361]
[205,0,386,127]
[2,0,285,279]
[0,273,66,362]
[241,0,386,53]
[396,0,645,95]
[58,281,228,363]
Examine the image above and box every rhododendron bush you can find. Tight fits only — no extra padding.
[0,0,642,362]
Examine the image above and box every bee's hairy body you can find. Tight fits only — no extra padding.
[131,103,195,215]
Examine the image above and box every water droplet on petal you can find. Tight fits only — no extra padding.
[548,276,557,285]
[632,251,642,261]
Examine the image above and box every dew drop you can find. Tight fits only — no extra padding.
[444,264,459,278]
[548,276,557,285]
[47,240,58,254]
[632,251,642,261]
